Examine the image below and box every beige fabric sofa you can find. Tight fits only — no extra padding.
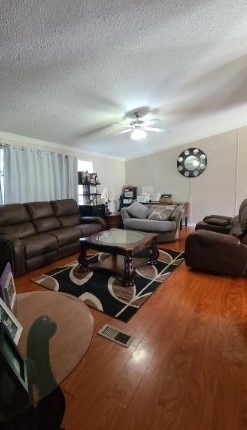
[120,201,184,243]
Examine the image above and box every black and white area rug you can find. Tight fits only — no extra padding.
[32,249,184,322]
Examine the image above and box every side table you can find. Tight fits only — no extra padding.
[1,291,94,428]
[105,212,123,229]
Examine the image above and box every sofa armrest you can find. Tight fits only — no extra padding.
[203,215,233,225]
[120,207,131,221]
[173,209,184,228]
[81,216,106,229]
[0,236,26,277]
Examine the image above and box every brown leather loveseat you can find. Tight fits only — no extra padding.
[0,199,106,277]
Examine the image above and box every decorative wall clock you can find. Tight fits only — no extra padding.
[177,148,207,177]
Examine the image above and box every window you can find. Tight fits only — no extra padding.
[78,160,93,173]
[78,160,93,205]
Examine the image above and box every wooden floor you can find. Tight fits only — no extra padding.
[16,227,247,430]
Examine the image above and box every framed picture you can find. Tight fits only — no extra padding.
[0,262,16,311]
[0,297,23,344]
[0,322,28,394]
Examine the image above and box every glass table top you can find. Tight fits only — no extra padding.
[0,291,94,423]
[96,229,144,244]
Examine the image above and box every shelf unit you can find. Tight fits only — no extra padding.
[78,183,101,205]
[119,186,137,208]
[78,171,101,205]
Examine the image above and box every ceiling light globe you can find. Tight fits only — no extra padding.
[131,129,147,141]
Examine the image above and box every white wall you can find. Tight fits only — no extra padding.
[74,150,125,205]
[125,127,247,225]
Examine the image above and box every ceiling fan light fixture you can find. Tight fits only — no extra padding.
[131,128,147,141]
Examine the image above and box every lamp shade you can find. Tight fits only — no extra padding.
[131,129,147,141]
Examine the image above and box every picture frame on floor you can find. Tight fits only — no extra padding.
[0,297,22,344]
[0,262,17,312]
[0,322,29,394]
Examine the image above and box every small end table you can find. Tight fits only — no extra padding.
[105,212,123,229]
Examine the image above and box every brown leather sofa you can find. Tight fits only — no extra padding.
[0,199,106,277]
[185,199,247,276]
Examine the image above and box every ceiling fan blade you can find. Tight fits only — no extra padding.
[144,126,163,132]
[75,122,116,139]
[113,122,132,127]
[143,118,161,127]
[116,129,132,135]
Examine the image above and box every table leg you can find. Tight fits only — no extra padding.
[78,246,89,273]
[124,255,134,287]
[148,241,159,265]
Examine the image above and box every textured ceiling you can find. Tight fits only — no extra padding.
[1,0,247,160]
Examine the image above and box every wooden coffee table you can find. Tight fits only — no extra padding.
[78,229,159,287]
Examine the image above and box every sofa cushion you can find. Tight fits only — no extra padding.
[58,214,81,228]
[127,202,149,219]
[204,217,230,227]
[76,223,103,237]
[50,199,81,227]
[148,206,174,221]
[25,202,55,219]
[124,218,176,232]
[22,234,58,258]
[0,223,36,239]
[32,217,61,233]
[49,227,81,247]
[25,201,61,233]
[0,203,36,237]
[50,199,79,217]
[0,204,30,224]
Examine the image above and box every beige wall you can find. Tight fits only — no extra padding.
[125,127,247,225]
[2,126,247,220]
[0,132,125,206]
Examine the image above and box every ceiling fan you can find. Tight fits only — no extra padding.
[117,111,163,141]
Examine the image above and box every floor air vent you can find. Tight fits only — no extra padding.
[98,324,135,348]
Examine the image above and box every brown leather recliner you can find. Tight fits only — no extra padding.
[195,198,247,234]
[185,199,247,276]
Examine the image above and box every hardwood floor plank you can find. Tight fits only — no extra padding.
[14,227,247,430]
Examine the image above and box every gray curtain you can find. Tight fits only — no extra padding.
[0,145,4,205]
[4,144,78,204]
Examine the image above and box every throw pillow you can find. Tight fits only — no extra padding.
[148,206,174,221]
[127,201,149,219]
